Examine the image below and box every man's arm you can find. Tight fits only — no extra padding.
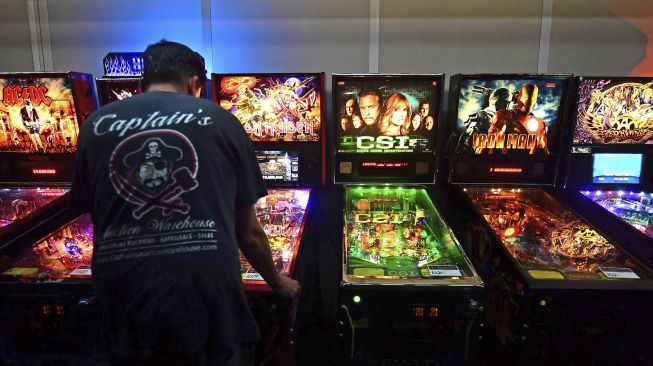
[235,205,300,299]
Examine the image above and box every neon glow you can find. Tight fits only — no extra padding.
[103,53,144,77]
[586,189,653,239]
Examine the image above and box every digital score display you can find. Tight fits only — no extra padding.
[593,153,642,184]
[256,150,298,182]
[359,161,410,177]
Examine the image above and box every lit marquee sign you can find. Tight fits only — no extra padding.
[103,53,144,77]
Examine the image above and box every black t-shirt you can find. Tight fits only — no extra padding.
[70,91,267,360]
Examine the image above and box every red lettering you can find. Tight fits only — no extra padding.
[1,84,52,107]
[2,85,19,106]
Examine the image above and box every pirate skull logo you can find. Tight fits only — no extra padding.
[109,130,199,219]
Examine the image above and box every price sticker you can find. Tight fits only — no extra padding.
[243,272,263,281]
[70,267,92,276]
[428,265,462,277]
[600,267,639,279]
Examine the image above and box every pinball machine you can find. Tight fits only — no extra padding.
[447,73,653,364]
[0,72,101,362]
[95,52,144,107]
[332,74,483,366]
[561,76,653,268]
[212,72,324,364]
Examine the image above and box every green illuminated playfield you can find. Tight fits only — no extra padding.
[344,187,477,284]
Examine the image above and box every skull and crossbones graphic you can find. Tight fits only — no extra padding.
[109,130,199,219]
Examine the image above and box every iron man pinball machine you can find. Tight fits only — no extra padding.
[213,72,324,365]
[447,73,653,365]
[0,72,102,363]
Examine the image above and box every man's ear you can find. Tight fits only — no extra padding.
[187,75,202,98]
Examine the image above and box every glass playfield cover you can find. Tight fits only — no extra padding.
[465,188,646,281]
[0,187,68,232]
[1,214,93,279]
[240,189,309,287]
[343,186,480,285]
[583,190,653,240]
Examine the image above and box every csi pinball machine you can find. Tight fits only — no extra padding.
[333,74,483,366]
[212,72,324,364]
[95,52,144,106]
[0,72,102,363]
[562,77,653,268]
[447,73,653,364]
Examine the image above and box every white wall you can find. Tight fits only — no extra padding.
[549,0,647,75]
[0,0,34,72]
[378,0,543,74]
[4,0,652,78]
[47,0,205,78]
[210,0,370,74]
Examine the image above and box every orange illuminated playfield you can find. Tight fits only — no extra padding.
[465,188,645,280]
[240,189,309,290]
[1,214,93,279]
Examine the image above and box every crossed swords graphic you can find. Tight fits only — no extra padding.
[110,167,198,219]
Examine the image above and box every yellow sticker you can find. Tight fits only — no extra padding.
[3,268,39,276]
[353,268,385,276]
[528,270,564,280]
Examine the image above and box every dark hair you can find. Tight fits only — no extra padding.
[142,40,206,89]
[358,90,382,103]
[418,99,429,108]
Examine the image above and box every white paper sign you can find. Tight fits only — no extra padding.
[428,265,462,277]
[243,272,263,281]
[600,267,640,279]
[70,267,92,276]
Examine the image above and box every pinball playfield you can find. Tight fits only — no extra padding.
[466,188,644,280]
[1,215,93,280]
[344,186,476,283]
[240,188,309,285]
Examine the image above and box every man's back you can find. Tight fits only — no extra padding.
[71,91,266,362]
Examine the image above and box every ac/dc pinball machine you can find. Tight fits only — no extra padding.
[562,77,653,268]
[332,74,483,366]
[212,72,324,365]
[0,72,102,362]
[447,73,653,364]
[95,52,144,107]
